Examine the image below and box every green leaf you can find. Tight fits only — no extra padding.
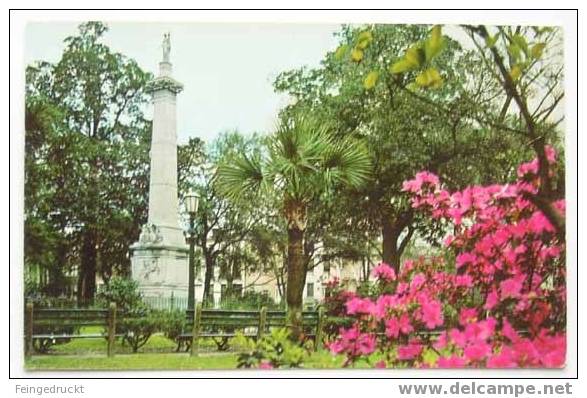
[334,44,348,60]
[424,25,445,61]
[507,43,522,62]
[422,348,440,366]
[531,42,546,59]
[512,34,529,55]
[485,34,498,48]
[363,70,379,90]
[351,48,364,63]
[415,67,443,89]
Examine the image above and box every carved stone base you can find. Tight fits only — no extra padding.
[130,242,189,300]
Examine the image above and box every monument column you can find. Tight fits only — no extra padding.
[130,33,189,303]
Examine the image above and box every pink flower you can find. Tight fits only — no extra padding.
[398,343,423,360]
[420,299,444,329]
[372,294,399,319]
[386,314,413,338]
[375,360,387,369]
[410,273,426,291]
[385,318,401,339]
[455,274,473,287]
[459,308,478,326]
[449,328,467,349]
[484,289,499,310]
[396,282,409,295]
[357,333,376,355]
[258,361,274,369]
[328,340,345,354]
[402,171,439,193]
[517,159,539,177]
[433,332,449,350]
[464,341,492,362]
[501,318,520,343]
[464,318,497,342]
[545,145,556,163]
[371,263,396,282]
[345,297,375,315]
[456,252,477,269]
[437,355,467,368]
[500,275,525,299]
[511,340,540,365]
[487,348,518,368]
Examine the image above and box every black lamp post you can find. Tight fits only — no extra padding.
[185,191,199,310]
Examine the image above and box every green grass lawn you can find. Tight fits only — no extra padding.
[25,352,239,370]
[25,326,349,370]
[25,351,349,371]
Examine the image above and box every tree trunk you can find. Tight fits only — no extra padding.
[286,226,306,340]
[77,228,97,305]
[382,217,402,273]
[202,253,214,306]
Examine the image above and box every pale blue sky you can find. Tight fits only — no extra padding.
[25,22,342,144]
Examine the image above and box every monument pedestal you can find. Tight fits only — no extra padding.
[130,225,189,301]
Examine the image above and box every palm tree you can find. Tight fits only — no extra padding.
[215,113,371,337]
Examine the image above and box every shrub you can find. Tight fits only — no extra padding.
[328,148,566,368]
[220,290,280,310]
[235,328,305,369]
[96,277,165,352]
[96,277,143,311]
[160,309,186,342]
[118,309,163,353]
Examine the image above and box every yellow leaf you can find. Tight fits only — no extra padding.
[405,46,423,66]
[531,43,546,59]
[510,64,523,81]
[363,71,379,89]
[356,30,373,50]
[351,48,364,62]
[390,46,423,74]
[415,68,443,89]
[424,25,445,61]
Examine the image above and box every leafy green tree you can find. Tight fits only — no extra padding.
[274,25,533,270]
[25,22,152,302]
[216,113,371,336]
[461,25,565,240]
[178,132,265,305]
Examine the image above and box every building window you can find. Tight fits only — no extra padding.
[306,283,314,298]
[233,284,243,297]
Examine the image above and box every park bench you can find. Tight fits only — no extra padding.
[24,303,120,357]
[176,306,326,355]
[24,302,327,357]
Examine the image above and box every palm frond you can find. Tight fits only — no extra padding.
[214,153,265,201]
[321,136,372,189]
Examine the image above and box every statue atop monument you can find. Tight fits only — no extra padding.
[162,32,171,62]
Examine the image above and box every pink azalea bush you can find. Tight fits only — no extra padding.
[327,148,565,368]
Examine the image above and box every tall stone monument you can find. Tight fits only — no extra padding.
[130,33,189,301]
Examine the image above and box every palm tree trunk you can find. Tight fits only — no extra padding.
[284,199,308,340]
[286,226,305,340]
